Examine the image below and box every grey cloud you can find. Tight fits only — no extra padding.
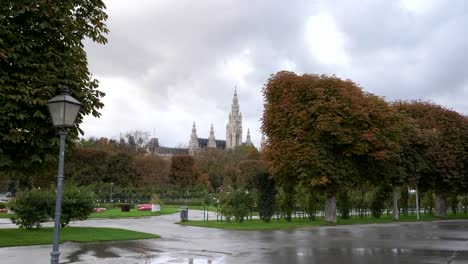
[83,0,468,146]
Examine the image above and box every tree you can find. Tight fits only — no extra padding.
[0,1,108,176]
[262,72,401,222]
[262,72,403,223]
[106,152,136,186]
[394,101,468,217]
[169,155,197,190]
[134,155,170,188]
[254,172,276,222]
[66,145,111,185]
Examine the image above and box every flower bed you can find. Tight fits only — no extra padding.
[137,204,152,211]
[94,207,107,213]
[0,208,7,213]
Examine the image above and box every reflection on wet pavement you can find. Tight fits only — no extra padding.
[1,211,468,264]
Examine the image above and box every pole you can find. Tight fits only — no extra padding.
[415,185,420,221]
[50,131,67,264]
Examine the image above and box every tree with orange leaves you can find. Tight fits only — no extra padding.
[262,71,404,222]
[394,101,468,217]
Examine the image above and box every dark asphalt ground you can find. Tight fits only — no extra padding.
[1,211,467,263]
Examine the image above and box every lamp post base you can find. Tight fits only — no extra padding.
[50,251,60,264]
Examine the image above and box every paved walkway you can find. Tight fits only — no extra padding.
[1,211,468,263]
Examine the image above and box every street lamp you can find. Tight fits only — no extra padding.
[47,86,82,264]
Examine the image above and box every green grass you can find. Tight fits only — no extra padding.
[0,213,12,219]
[0,227,159,247]
[179,218,329,230]
[89,206,179,219]
[1,205,210,220]
[179,213,468,231]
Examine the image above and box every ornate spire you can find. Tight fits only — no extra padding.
[226,87,243,149]
[208,124,216,148]
[245,129,252,146]
[189,121,198,155]
[192,121,197,134]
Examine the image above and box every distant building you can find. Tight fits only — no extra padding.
[188,89,253,155]
[147,88,255,158]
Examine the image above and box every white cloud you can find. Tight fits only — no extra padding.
[305,13,349,66]
[398,0,440,14]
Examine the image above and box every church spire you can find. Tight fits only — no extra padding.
[189,121,198,155]
[208,124,216,148]
[245,129,253,146]
[226,87,243,149]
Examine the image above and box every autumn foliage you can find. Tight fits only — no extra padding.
[262,71,468,221]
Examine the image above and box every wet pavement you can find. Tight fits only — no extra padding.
[1,211,468,263]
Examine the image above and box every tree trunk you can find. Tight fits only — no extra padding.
[325,192,337,223]
[435,192,446,218]
[392,186,399,221]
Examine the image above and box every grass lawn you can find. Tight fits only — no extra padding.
[0,227,159,247]
[89,206,179,219]
[179,213,468,231]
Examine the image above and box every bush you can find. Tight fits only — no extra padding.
[219,189,254,223]
[60,188,95,227]
[120,204,131,212]
[9,189,54,229]
[150,193,163,205]
[9,188,95,229]
[0,202,6,209]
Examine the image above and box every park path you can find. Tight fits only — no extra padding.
[2,211,468,263]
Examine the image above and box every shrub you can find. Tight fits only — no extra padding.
[219,189,254,223]
[10,189,54,229]
[120,204,131,212]
[9,188,95,229]
[60,188,95,227]
[0,202,6,209]
[150,194,163,205]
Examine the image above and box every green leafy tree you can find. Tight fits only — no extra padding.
[254,172,276,222]
[0,1,108,179]
[337,190,352,219]
[295,182,322,220]
[370,184,392,218]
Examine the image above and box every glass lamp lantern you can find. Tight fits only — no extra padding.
[47,87,82,128]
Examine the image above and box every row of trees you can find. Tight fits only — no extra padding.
[262,71,468,222]
[4,137,264,200]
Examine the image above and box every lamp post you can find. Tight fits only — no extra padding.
[47,86,82,264]
[110,182,114,202]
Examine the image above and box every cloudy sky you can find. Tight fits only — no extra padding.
[82,0,468,148]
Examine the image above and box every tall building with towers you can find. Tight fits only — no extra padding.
[188,88,253,155]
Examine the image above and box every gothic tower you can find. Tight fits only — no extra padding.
[226,88,243,149]
[189,122,198,155]
[208,124,216,148]
[245,128,253,146]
